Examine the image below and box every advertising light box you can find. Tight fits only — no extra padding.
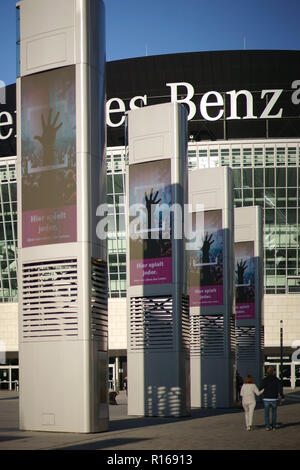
[235,241,255,320]
[21,65,76,247]
[126,102,190,417]
[129,159,172,286]
[188,209,224,307]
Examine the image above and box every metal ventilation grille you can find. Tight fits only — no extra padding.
[236,326,256,360]
[181,294,190,352]
[190,315,225,357]
[230,314,236,358]
[21,259,78,339]
[260,326,265,352]
[130,296,174,351]
[190,315,201,356]
[91,258,108,350]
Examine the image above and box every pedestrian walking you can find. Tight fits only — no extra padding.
[262,366,285,430]
[240,374,264,431]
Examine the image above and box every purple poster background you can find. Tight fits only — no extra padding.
[21,66,76,247]
[130,257,172,286]
[129,159,172,286]
[189,209,223,307]
[22,206,77,248]
[235,241,255,320]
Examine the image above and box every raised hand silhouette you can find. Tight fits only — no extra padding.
[201,232,214,263]
[34,109,63,167]
[145,188,161,234]
[236,259,247,285]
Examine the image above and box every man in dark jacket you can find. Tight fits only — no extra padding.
[262,366,285,430]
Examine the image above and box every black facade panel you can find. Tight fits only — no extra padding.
[2,51,300,151]
[227,120,267,140]
[107,50,300,146]
[0,83,16,157]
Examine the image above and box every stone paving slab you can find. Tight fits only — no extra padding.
[0,389,299,450]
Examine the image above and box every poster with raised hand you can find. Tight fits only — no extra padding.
[129,159,172,286]
[21,65,76,247]
[189,209,223,307]
[235,241,255,320]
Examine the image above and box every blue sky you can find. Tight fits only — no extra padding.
[1,0,300,85]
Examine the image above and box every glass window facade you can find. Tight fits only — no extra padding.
[0,159,18,302]
[188,141,300,295]
[106,150,127,297]
[105,140,300,298]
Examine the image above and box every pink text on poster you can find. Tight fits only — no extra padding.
[189,285,223,307]
[236,302,255,320]
[22,205,77,248]
[130,257,172,286]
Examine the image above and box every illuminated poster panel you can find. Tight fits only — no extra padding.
[21,65,76,247]
[129,159,172,286]
[189,209,223,307]
[235,241,255,320]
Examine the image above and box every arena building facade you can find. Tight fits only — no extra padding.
[1,50,300,390]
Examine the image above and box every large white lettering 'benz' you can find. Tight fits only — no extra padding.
[106,80,300,127]
[1,80,300,137]
[0,111,14,140]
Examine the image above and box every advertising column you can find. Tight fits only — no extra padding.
[234,206,264,389]
[17,0,108,432]
[189,167,235,408]
[21,66,77,247]
[126,102,190,417]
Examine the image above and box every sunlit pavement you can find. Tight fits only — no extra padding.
[0,389,299,450]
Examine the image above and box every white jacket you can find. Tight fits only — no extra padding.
[240,383,264,404]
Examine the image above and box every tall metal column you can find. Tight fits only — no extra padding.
[126,103,190,417]
[17,0,108,432]
[189,167,235,408]
[234,206,264,388]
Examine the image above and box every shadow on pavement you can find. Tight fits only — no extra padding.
[276,420,300,429]
[108,406,244,432]
[0,396,18,401]
[0,435,29,443]
[55,437,149,451]
[107,388,300,432]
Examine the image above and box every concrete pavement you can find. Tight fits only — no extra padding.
[0,389,299,450]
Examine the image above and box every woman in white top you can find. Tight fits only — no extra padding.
[240,374,264,431]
